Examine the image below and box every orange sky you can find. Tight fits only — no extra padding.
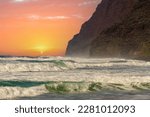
[0,0,101,56]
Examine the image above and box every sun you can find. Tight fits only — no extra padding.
[32,45,49,54]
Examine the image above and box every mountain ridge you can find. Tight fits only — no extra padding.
[66,0,137,57]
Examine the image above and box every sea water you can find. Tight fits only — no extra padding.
[0,56,150,99]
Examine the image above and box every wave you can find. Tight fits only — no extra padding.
[0,85,48,99]
[1,81,150,99]
[0,57,150,72]
[0,59,77,72]
[45,82,150,93]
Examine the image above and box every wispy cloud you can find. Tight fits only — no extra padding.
[78,0,101,7]
[27,15,70,20]
[27,14,84,20]
[72,14,84,19]
[12,0,37,3]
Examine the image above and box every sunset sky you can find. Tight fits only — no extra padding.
[0,0,101,56]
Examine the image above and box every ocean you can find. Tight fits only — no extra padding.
[0,56,150,100]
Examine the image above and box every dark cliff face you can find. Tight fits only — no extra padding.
[90,0,150,60]
[66,0,136,57]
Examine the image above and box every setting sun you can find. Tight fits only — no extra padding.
[32,45,50,54]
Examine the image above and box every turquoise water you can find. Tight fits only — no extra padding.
[0,80,49,88]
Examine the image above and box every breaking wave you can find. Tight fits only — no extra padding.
[0,59,77,72]
[0,85,48,99]
[45,82,150,93]
[0,81,150,99]
[0,56,150,72]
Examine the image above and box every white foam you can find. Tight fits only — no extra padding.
[0,85,48,99]
[0,58,77,72]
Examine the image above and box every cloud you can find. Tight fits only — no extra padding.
[12,0,37,3]
[27,15,70,20]
[26,14,84,21]
[72,14,84,19]
[78,0,101,7]
[14,0,26,2]
[46,16,70,20]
